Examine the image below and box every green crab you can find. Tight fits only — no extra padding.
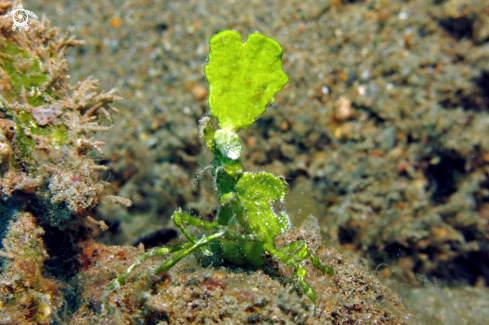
[106,30,333,311]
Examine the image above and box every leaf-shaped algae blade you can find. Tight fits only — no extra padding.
[204,30,289,131]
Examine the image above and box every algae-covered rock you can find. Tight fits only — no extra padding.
[0,2,130,227]
[0,212,64,324]
[0,211,416,324]
[69,217,416,325]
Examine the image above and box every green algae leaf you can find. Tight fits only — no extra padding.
[236,172,290,239]
[13,111,69,171]
[1,40,48,100]
[205,30,288,131]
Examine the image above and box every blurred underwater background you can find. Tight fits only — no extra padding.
[1,0,489,323]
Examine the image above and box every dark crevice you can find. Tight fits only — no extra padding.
[423,150,466,204]
[425,248,489,285]
[439,15,475,40]
[384,242,414,260]
[338,226,357,245]
[475,71,489,110]
[439,70,489,111]
[132,228,178,249]
[0,193,89,282]
[42,224,89,280]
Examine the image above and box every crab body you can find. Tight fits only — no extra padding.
[106,30,333,312]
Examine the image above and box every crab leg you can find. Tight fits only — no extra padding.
[154,230,225,274]
[106,241,192,291]
[264,240,333,313]
[172,208,219,256]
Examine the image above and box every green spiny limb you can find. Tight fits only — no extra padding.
[222,230,259,242]
[282,240,334,275]
[172,208,219,231]
[296,266,318,312]
[280,240,309,259]
[310,254,334,275]
[106,242,192,291]
[172,208,219,256]
[265,241,320,312]
[154,230,226,275]
[266,241,303,266]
